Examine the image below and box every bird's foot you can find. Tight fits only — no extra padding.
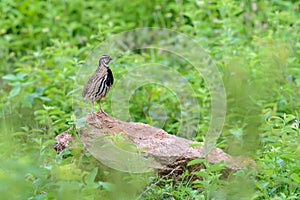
[91,112,101,117]
[93,111,109,117]
[99,107,109,117]
[101,111,109,117]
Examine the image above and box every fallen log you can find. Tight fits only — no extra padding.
[55,113,253,176]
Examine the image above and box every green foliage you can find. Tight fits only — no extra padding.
[1,0,300,199]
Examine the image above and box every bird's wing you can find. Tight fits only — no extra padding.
[82,67,108,98]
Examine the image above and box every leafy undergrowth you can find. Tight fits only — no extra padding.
[1,0,300,199]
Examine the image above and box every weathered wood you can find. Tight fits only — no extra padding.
[55,113,253,175]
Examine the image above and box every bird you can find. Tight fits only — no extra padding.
[82,55,114,115]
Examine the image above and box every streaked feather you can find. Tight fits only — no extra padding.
[82,55,113,113]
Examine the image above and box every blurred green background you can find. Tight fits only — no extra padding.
[1,0,300,199]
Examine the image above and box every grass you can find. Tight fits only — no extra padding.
[1,0,300,199]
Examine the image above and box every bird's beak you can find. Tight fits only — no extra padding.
[110,58,113,61]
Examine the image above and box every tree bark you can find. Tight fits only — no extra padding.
[55,113,253,176]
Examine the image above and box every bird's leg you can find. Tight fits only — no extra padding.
[91,100,97,117]
[97,99,108,116]
[99,102,104,113]
[91,101,95,113]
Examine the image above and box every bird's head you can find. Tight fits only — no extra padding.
[99,55,112,67]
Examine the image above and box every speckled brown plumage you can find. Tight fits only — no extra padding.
[82,55,113,114]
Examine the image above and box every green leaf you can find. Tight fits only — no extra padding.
[291,173,300,183]
[257,181,270,190]
[2,74,17,81]
[192,170,208,178]
[187,158,206,167]
[8,81,21,86]
[98,181,116,191]
[84,167,98,185]
[16,73,27,80]
[189,143,203,147]
[229,128,244,138]
[9,85,21,98]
